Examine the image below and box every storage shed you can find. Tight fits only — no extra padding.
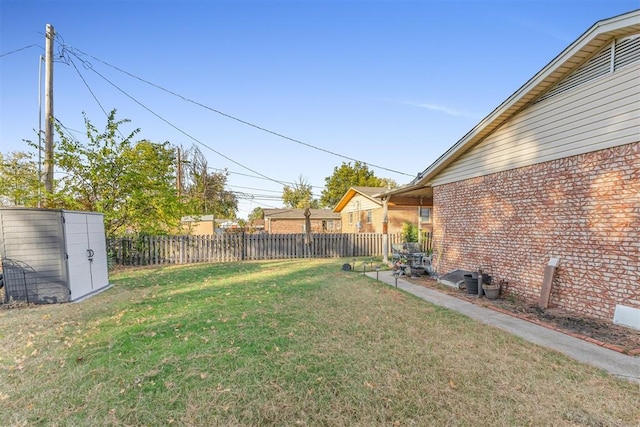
[0,208,110,303]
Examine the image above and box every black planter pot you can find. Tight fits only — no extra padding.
[464,274,479,295]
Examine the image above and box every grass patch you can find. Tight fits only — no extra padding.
[1,258,638,426]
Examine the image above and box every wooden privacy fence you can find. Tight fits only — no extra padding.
[108,232,433,266]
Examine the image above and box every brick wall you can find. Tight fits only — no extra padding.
[433,142,639,321]
[266,219,340,234]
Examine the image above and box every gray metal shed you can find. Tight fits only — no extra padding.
[0,208,110,303]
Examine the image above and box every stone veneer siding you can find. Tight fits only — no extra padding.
[432,142,639,321]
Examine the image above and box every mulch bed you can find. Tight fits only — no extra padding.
[406,275,640,356]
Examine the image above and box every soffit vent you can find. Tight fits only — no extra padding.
[614,34,640,69]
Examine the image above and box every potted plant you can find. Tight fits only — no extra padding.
[482,280,502,300]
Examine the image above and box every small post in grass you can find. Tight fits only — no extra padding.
[375,265,380,281]
[352,258,356,271]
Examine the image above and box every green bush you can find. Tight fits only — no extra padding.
[402,221,418,242]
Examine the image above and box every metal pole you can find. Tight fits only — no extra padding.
[43,24,55,201]
[37,55,44,208]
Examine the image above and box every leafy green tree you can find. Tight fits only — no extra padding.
[54,110,184,236]
[320,161,397,208]
[181,146,237,219]
[248,206,264,221]
[282,176,320,209]
[0,150,41,206]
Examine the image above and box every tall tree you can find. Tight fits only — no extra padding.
[320,161,396,208]
[182,146,237,219]
[282,176,319,209]
[54,109,184,236]
[0,151,40,206]
[248,206,264,221]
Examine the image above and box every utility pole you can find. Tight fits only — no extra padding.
[43,24,55,201]
[176,147,182,198]
[37,54,44,207]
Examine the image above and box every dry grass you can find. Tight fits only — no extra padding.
[0,259,638,426]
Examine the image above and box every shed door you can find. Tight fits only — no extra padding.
[85,213,109,291]
[63,212,109,301]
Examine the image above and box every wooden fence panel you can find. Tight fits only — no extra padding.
[107,232,431,266]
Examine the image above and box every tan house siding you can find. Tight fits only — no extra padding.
[432,62,640,187]
[183,220,215,235]
[340,205,418,234]
[433,142,640,321]
[266,218,335,234]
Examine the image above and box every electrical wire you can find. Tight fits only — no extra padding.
[64,49,290,188]
[0,44,40,58]
[54,118,82,145]
[66,54,122,138]
[64,45,413,177]
[208,167,325,190]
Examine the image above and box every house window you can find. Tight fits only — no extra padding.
[348,212,353,224]
[323,220,334,232]
[420,207,432,223]
[366,210,372,224]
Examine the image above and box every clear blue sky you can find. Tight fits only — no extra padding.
[1,0,638,219]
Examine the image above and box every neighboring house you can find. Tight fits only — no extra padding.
[181,215,239,235]
[378,11,640,325]
[246,218,266,233]
[263,208,341,234]
[333,186,431,234]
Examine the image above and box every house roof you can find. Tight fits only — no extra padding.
[181,215,233,223]
[332,186,387,213]
[263,208,341,220]
[377,10,640,201]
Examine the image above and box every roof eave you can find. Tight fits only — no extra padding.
[410,10,640,189]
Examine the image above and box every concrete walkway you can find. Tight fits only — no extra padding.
[366,270,640,384]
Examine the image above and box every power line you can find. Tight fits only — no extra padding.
[226,184,283,194]
[0,44,40,58]
[63,49,289,188]
[65,45,413,177]
[66,54,118,133]
[209,167,325,190]
[54,118,82,145]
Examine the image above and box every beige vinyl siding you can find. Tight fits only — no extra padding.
[432,62,640,186]
[344,195,380,212]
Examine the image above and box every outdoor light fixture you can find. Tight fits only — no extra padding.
[375,265,380,281]
[352,258,356,271]
[363,262,366,274]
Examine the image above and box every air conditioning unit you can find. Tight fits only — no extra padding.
[355,221,362,229]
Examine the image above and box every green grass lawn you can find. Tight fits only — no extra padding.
[1,259,638,426]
